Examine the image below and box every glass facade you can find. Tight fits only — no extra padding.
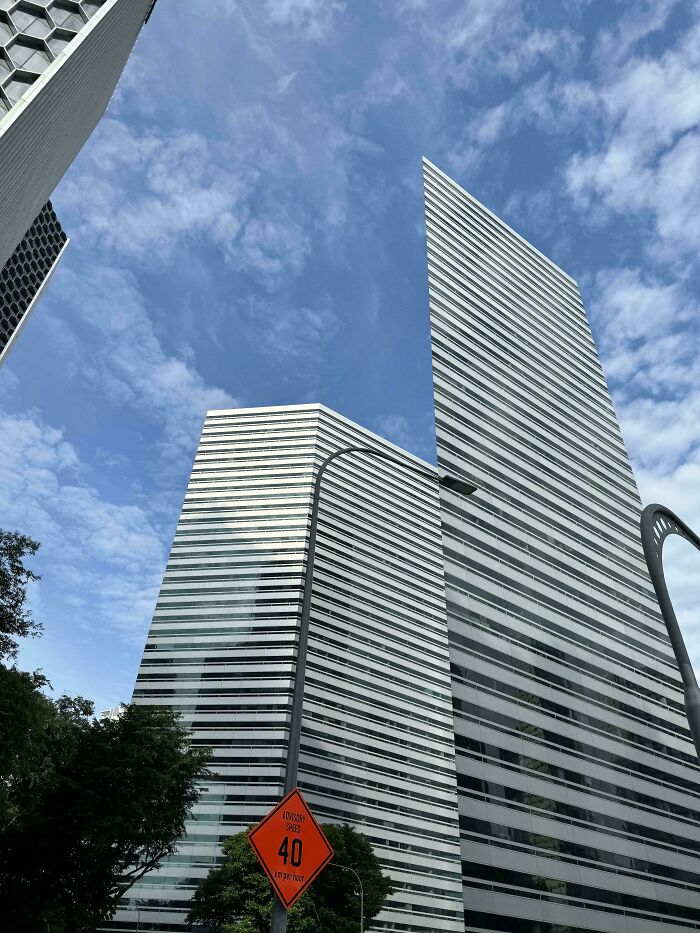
[424,158,700,932]
[112,404,464,932]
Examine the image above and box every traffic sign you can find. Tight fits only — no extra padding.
[248,788,334,910]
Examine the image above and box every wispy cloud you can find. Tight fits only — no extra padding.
[374,413,434,460]
[566,18,700,255]
[263,0,346,41]
[589,265,700,666]
[244,298,339,359]
[58,119,249,262]
[589,268,697,400]
[0,410,164,642]
[399,0,581,88]
[594,0,682,69]
[232,213,311,289]
[45,265,237,465]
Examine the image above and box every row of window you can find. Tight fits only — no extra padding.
[431,308,633,484]
[423,172,585,335]
[456,736,700,850]
[423,164,580,306]
[447,568,675,683]
[437,405,643,552]
[450,607,684,714]
[432,315,630,484]
[444,525,661,645]
[425,220,602,393]
[453,662,694,765]
[429,279,612,444]
[460,815,700,890]
[453,629,688,740]
[454,698,699,794]
[446,506,657,617]
[439,431,650,587]
[462,859,700,923]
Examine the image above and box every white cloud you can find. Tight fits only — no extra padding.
[566,18,700,254]
[620,393,700,474]
[594,0,682,70]
[374,413,434,460]
[245,299,339,359]
[47,265,237,464]
[59,119,248,261]
[439,1,580,86]
[232,213,311,289]
[590,266,700,671]
[447,102,511,175]
[636,455,700,673]
[264,0,346,41]
[0,410,164,641]
[0,366,19,396]
[57,118,314,288]
[589,268,699,474]
[589,268,697,397]
[349,0,579,166]
[277,71,297,94]
[445,74,581,177]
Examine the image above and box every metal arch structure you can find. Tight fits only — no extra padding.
[641,503,700,759]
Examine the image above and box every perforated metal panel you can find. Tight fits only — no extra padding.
[0,199,66,361]
[0,0,106,113]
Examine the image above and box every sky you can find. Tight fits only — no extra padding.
[1,0,699,712]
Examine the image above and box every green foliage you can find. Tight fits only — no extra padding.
[306,824,394,932]
[1,697,211,932]
[188,822,395,932]
[0,528,212,932]
[0,529,41,660]
[0,664,53,826]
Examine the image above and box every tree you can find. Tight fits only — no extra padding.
[0,528,212,932]
[0,529,41,660]
[1,699,211,932]
[188,822,395,932]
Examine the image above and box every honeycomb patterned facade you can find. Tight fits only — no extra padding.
[0,0,105,113]
[0,200,66,359]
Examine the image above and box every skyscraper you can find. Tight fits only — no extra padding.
[424,158,700,932]
[0,0,155,362]
[114,404,464,932]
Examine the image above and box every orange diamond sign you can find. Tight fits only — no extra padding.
[248,788,334,910]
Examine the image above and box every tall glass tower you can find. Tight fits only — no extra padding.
[114,404,464,933]
[0,0,155,363]
[424,158,700,932]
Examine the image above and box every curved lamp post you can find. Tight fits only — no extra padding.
[271,446,477,933]
[328,862,365,932]
[640,503,700,759]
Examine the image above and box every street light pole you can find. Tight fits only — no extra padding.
[270,445,476,933]
[328,862,364,932]
[641,503,700,759]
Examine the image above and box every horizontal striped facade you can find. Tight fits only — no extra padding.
[424,158,700,933]
[112,404,464,932]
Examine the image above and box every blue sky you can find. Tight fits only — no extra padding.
[1,0,699,711]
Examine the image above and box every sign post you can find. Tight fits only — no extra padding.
[248,788,334,910]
